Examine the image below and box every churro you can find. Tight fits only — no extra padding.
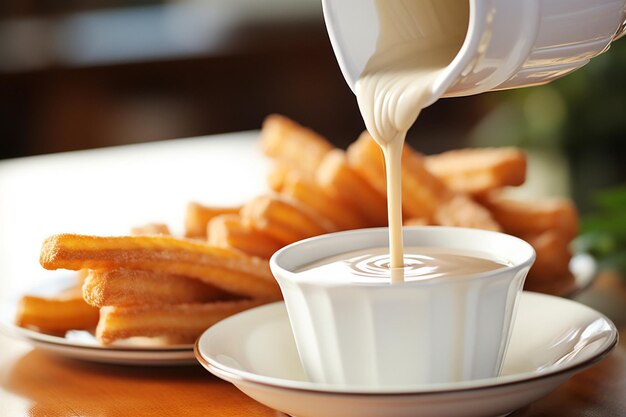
[241,194,334,245]
[184,202,240,239]
[346,132,450,220]
[83,269,232,307]
[403,217,431,226]
[96,299,265,344]
[260,114,333,175]
[479,192,578,240]
[317,149,388,226]
[434,194,501,231]
[16,294,99,334]
[207,214,284,259]
[266,164,292,192]
[425,147,527,195]
[524,231,576,295]
[40,234,281,300]
[281,173,368,231]
[131,223,171,236]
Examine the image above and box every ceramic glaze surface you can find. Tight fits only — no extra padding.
[323,0,626,98]
[196,292,617,417]
[270,227,535,387]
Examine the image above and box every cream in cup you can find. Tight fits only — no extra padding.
[269,226,535,388]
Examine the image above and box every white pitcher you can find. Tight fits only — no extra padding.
[323,0,626,106]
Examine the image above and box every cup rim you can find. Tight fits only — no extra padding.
[270,226,536,286]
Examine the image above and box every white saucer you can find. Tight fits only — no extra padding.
[195,292,617,417]
[0,275,196,366]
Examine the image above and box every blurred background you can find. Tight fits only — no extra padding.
[1,0,625,267]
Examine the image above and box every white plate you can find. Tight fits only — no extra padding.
[0,275,196,366]
[195,292,617,417]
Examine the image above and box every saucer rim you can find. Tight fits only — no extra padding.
[195,292,618,396]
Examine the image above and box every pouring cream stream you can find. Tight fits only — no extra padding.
[355,0,469,276]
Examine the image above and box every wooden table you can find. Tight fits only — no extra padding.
[1,136,625,416]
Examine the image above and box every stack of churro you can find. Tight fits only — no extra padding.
[16,114,578,344]
[18,227,280,345]
[183,115,577,294]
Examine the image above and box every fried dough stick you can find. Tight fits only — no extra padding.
[478,193,577,294]
[16,294,99,334]
[131,223,171,236]
[317,149,388,227]
[40,234,281,300]
[435,194,501,231]
[241,195,334,245]
[281,173,368,231]
[346,133,499,230]
[185,202,240,239]
[83,269,233,307]
[346,132,449,220]
[425,147,527,195]
[96,299,265,345]
[260,114,334,175]
[267,164,291,192]
[479,192,578,240]
[524,231,576,295]
[403,217,431,226]
[208,214,284,259]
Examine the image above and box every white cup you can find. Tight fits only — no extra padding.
[270,226,535,388]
